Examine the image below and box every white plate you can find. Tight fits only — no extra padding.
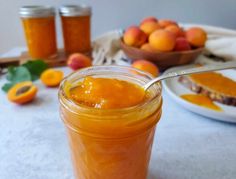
[163,64,236,123]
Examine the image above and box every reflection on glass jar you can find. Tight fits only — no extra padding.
[19,6,57,59]
[59,5,91,55]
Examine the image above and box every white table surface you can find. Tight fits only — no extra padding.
[1,48,236,179]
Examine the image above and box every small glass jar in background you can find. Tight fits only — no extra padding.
[19,6,57,59]
[59,5,92,55]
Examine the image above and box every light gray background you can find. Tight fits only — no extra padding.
[0,0,236,54]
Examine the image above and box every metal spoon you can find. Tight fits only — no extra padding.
[144,61,236,91]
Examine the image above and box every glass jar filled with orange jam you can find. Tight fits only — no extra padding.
[59,5,91,54]
[19,6,57,59]
[59,66,162,179]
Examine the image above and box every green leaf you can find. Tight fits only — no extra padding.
[6,66,15,81]
[6,66,31,83]
[22,60,48,81]
[1,83,15,92]
[2,59,48,92]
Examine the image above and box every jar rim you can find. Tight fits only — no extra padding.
[19,5,55,18]
[59,4,91,16]
[58,65,162,118]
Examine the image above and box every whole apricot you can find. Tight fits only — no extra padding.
[123,26,147,47]
[158,19,178,28]
[7,81,37,104]
[149,29,176,52]
[140,16,158,25]
[140,21,161,35]
[132,60,159,77]
[165,25,184,38]
[174,37,191,51]
[186,27,207,47]
[140,43,156,53]
[67,53,92,71]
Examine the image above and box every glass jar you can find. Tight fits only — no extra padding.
[59,5,91,55]
[19,6,57,59]
[59,66,162,179]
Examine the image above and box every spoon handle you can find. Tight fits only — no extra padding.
[144,61,236,90]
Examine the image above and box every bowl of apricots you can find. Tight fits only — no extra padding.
[121,17,207,70]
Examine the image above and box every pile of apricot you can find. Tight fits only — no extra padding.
[123,17,207,52]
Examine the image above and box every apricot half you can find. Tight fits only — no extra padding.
[40,69,64,87]
[7,81,37,104]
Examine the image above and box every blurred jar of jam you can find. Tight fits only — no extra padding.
[59,5,92,55]
[19,6,57,59]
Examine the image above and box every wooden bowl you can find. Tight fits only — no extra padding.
[120,40,203,70]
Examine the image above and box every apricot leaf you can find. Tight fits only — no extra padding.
[6,66,31,83]
[23,60,48,81]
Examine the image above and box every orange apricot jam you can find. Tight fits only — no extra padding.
[60,5,91,54]
[59,66,162,179]
[181,94,222,111]
[20,6,57,58]
[70,77,145,109]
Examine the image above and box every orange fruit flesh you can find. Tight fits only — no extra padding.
[7,81,37,104]
[40,69,64,87]
[70,77,146,109]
